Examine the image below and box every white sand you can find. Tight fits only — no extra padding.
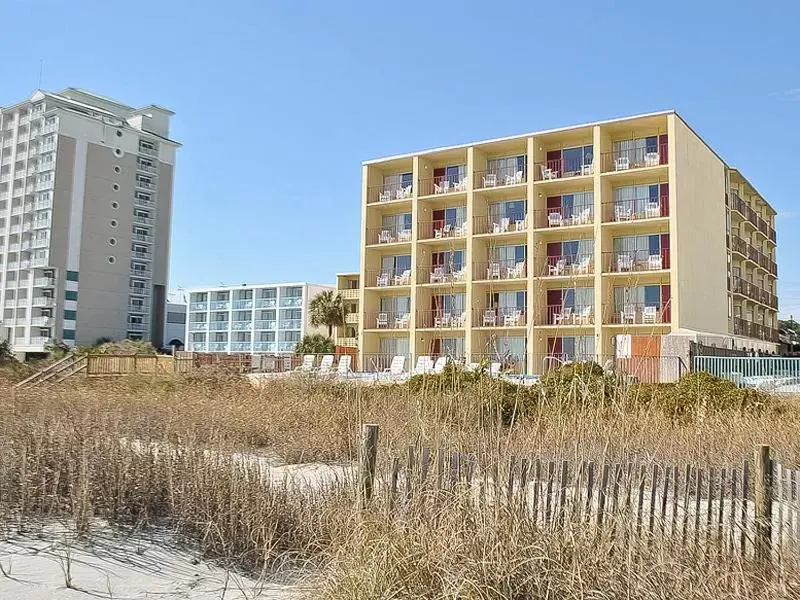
[0,521,312,599]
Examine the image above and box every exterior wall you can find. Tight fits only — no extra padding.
[163,300,186,349]
[671,115,729,335]
[73,142,137,345]
[50,136,77,342]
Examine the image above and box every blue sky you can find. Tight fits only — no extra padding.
[1,0,798,317]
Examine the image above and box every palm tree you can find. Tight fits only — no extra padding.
[294,333,335,356]
[309,290,344,338]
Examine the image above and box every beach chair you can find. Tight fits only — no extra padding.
[432,356,448,374]
[336,355,352,378]
[296,355,314,373]
[316,354,334,376]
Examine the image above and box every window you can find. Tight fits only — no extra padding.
[279,330,301,342]
[612,184,668,216]
[66,270,79,282]
[431,293,466,314]
[546,192,593,218]
[381,212,412,234]
[64,309,76,320]
[488,290,526,311]
[561,146,593,174]
[383,172,413,189]
[548,335,594,361]
[614,285,666,311]
[430,250,463,274]
[379,295,411,315]
[490,244,526,264]
[379,337,409,357]
[431,206,466,229]
[380,254,412,275]
[65,290,77,301]
[62,329,75,340]
[135,192,151,202]
[489,200,526,222]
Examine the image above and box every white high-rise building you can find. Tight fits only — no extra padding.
[0,88,179,357]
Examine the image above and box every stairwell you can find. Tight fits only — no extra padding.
[12,353,88,396]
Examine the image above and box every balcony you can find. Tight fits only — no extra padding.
[189,342,207,352]
[603,197,668,223]
[533,207,593,229]
[136,161,158,174]
[139,144,158,157]
[135,179,155,191]
[280,296,303,307]
[536,254,594,278]
[133,233,153,243]
[232,321,252,330]
[533,161,594,181]
[208,321,229,331]
[344,312,359,325]
[473,215,527,236]
[32,296,55,307]
[255,298,277,308]
[603,250,669,274]
[474,166,527,189]
[365,311,411,330]
[540,305,595,326]
[255,320,276,329]
[30,256,48,268]
[254,342,277,352]
[9,225,21,234]
[731,234,777,276]
[367,268,412,288]
[7,242,20,252]
[279,319,302,330]
[189,322,207,331]
[210,300,230,310]
[414,219,467,241]
[127,322,146,332]
[733,317,779,343]
[607,303,670,325]
[417,310,466,329]
[30,316,54,327]
[34,277,55,288]
[29,336,51,347]
[418,174,469,197]
[731,276,778,310]
[473,307,527,328]
[134,195,156,209]
[367,182,413,204]
[339,288,359,300]
[131,266,152,277]
[31,237,49,249]
[277,342,297,352]
[128,302,147,313]
[32,218,51,229]
[475,259,527,281]
[189,301,207,311]
[730,193,776,244]
[133,215,154,226]
[230,342,252,352]
[208,342,228,352]
[232,299,253,309]
[335,337,358,348]
[601,144,668,173]
[416,264,466,285]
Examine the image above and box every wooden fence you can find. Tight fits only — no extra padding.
[86,354,179,376]
[360,426,792,564]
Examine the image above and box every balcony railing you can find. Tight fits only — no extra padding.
[230,342,252,352]
[277,341,297,352]
[139,144,158,157]
[254,342,277,352]
[339,288,359,300]
[255,298,277,308]
[30,316,54,327]
[131,250,152,261]
[134,196,156,208]
[32,296,55,307]
[601,144,668,173]
[534,160,594,181]
[730,193,776,243]
[208,342,228,352]
[417,310,467,329]
[135,179,155,191]
[344,312,359,325]
[731,234,777,275]
[533,206,593,229]
[133,233,153,243]
[34,277,55,288]
[418,174,469,197]
[607,303,670,325]
[366,226,412,245]
[733,317,779,343]
[418,265,467,285]
[255,320,276,329]
[366,268,412,287]
[133,215,154,226]
[129,303,147,313]
[731,276,778,310]
[475,259,527,281]
[232,299,253,309]
[279,319,302,330]
[603,196,669,222]
[190,301,208,311]
[208,321,229,330]
[335,337,358,348]
[29,336,51,347]
[128,322,146,332]
[473,214,527,235]
[280,296,303,307]
[188,322,207,331]
[232,321,252,330]
[541,305,595,326]
[367,182,413,204]
[417,219,468,241]
[365,311,411,330]
[136,162,158,174]
[474,307,527,327]
[474,166,526,189]
[603,250,669,273]
[537,254,594,277]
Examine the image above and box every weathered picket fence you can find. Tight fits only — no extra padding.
[358,425,794,565]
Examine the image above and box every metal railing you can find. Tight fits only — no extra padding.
[366,225,412,245]
[731,276,778,309]
[208,321,229,331]
[730,192,776,244]
[603,249,669,273]
[474,259,527,280]
[693,356,799,392]
[533,160,594,181]
[603,196,668,222]
[540,304,594,326]
[363,311,409,330]
[474,166,526,188]
[255,320,276,329]
[232,299,253,309]
[473,214,527,235]
[606,303,670,325]
[189,302,208,311]
[473,307,526,327]
[135,179,155,190]
[601,143,668,172]
[536,254,594,277]
[731,234,777,275]
[367,181,413,204]
[232,321,253,330]
[366,268,412,287]
[210,300,230,310]
[417,218,468,240]
[732,317,779,342]
[139,144,158,157]
[418,173,469,196]
[418,265,467,284]
[533,205,593,229]
[254,342,277,352]
[188,322,207,331]
[470,352,528,374]
[280,297,303,307]
[416,310,467,329]
[255,298,277,308]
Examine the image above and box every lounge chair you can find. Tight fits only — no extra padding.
[490,362,501,377]
[412,356,434,375]
[336,355,352,378]
[383,355,407,380]
[296,354,315,373]
[432,356,448,374]
[316,354,334,376]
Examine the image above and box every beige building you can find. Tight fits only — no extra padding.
[335,272,359,350]
[358,111,778,374]
[0,89,179,356]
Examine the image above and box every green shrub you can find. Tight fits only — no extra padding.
[537,361,618,407]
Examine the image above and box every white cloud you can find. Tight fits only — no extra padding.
[770,88,800,102]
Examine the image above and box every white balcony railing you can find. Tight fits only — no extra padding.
[29,336,51,347]
[138,145,158,157]
[132,233,153,243]
[133,215,154,226]
[33,277,55,287]
[131,250,152,261]
[135,179,155,191]
[129,285,150,296]
[32,296,56,307]
[30,316,54,327]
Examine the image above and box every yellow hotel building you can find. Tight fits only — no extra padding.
[357,111,778,374]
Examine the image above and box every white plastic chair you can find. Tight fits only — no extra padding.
[643,305,658,324]
[548,211,563,227]
[384,355,407,380]
[483,309,497,327]
[616,253,634,271]
[398,229,412,241]
[454,177,468,192]
[435,223,452,238]
[452,267,466,281]
[296,355,315,373]
[615,205,632,221]
[554,306,573,325]
[412,356,434,375]
[508,261,525,279]
[573,255,591,275]
[336,355,352,378]
[576,305,592,324]
[432,356,448,374]
[644,152,659,167]
[376,312,389,328]
[434,312,451,328]
[378,230,393,244]
[429,266,445,284]
[490,362,501,377]
[549,258,566,276]
[379,190,391,202]
[394,269,411,285]
[487,262,501,279]
[540,165,558,180]
[483,173,497,188]
[376,272,389,287]
[645,202,661,218]
[615,156,630,171]
[572,208,591,225]
[394,313,410,329]
[515,218,526,231]
[316,354,334,376]
[621,305,636,324]
[648,254,663,270]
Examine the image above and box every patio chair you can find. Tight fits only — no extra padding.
[572,207,591,225]
[383,355,408,380]
[434,182,444,195]
[540,165,558,180]
[487,262,501,279]
[508,261,526,279]
[644,152,660,167]
[490,362,501,377]
[483,173,497,188]
[483,308,497,327]
[648,254,663,270]
[573,255,591,275]
[379,190,392,203]
[644,201,661,218]
[376,312,389,328]
[376,272,390,287]
[621,304,636,324]
[504,310,522,327]
[548,211,563,227]
[412,356,434,375]
[452,267,466,281]
[493,217,510,233]
[394,313,410,329]
[453,312,466,327]
[401,185,412,198]
[378,230,393,244]
[642,305,658,324]
[432,356,448,374]
[316,354,334,376]
[454,222,467,237]
[296,354,315,373]
[615,204,632,221]
[505,170,524,185]
[429,266,445,284]
[581,163,594,176]
[576,305,593,325]
[397,229,412,241]
[394,269,411,285]
[515,217,526,231]
[434,312,451,328]
[548,258,566,276]
[616,253,634,272]
[554,306,573,325]
[614,156,630,171]
[454,177,468,192]
[336,355,352,378]
[435,223,452,238]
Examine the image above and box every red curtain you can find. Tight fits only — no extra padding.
[659,183,669,217]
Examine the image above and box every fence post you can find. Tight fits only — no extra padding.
[358,424,379,509]
[754,444,773,571]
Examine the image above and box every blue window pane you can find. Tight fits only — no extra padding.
[644,285,661,306]
[583,145,593,165]
[648,235,661,254]
[645,136,658,153]
[514,245,526,262]
[516,155,527,172]
[563,289,575,307]
[516,291,526,308]
[562,337,575,357]
[648,185,659,201]
[401,172,413,187]
[563,241,579,260]
[562,194,574,215]
[562,147,583,173]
